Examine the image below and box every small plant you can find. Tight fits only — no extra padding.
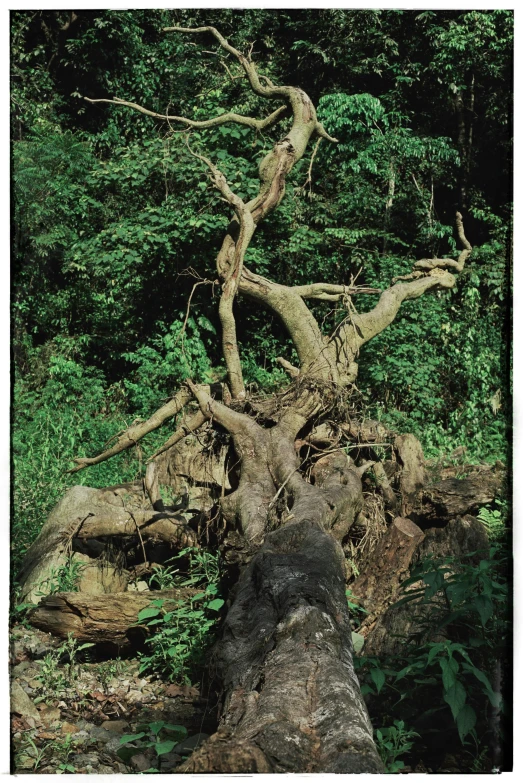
[375,720,420,773]
[37,555,86,596]
[477,499,507,539]
[97,658,124,693]
[15,735,52,771]
[148,561,180,590]
[137,548,224,682]
[37,633,94,697]
[118,720,188,772]
[52,733,78,773]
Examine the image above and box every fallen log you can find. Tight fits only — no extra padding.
[27,588,198,647]
[17,485,196,604]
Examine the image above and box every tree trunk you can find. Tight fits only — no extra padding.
[182,519,383,773]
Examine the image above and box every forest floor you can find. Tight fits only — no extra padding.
[10,622,217,774]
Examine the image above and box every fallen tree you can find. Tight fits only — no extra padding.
[16,23,505,774]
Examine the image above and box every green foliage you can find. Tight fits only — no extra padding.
[355,538,509,755]
[36,633,95,699]
[137,548,223,683]
[375,720,420,773]
[40,555,86,595]
[118,720,188,771]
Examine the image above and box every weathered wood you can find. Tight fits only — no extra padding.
[394,434,426,515]
[351,517,425,612]
[181,519,383,774]
[420,470,505,520]
[360,515,489,657]
[28,589,197,647]
[17,484,196,604]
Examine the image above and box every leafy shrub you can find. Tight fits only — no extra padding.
[354,539,509,763]
[137,548,224,683]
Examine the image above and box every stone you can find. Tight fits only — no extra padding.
[101,719,130,733]
[39,706,61,726]
[60,721,79,735]
[131,752,155,772]
[173,733,210,754]
[10,680,41,722]
[12,661,32,676]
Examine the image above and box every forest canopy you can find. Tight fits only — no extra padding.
[11,8,511,775]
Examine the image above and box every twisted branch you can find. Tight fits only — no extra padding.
[84,96,286,132]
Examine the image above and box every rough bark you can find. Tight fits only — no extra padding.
[182,519,383,773]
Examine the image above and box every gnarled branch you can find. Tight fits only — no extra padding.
[84,96,286,132]
[68,386,194,473]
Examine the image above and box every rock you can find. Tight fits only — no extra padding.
[173,733,210,754]
[101,719,130,733]
[15,753,35,770]
[39,706,61,726]
[136,581,149,592]
[159,751,182,770]
[60,720,79,735]
[131,752,155,772]
[12,660,32,676]
[10,680,41,722]
[127,689,145,705]
[74,552,130,595]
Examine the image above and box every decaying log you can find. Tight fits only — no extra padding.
[182,520,383,773]
[351,517,425,613]
[359,515,489,658]
[28,589,198,647]
[419,468,505,521]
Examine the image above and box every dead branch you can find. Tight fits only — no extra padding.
[68,386,194,473]
[84,96,286,132]
[147,409,208,461]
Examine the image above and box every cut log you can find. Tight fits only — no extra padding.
[360,515,490,657]
[351,517,425,614]
[27,588,198,647]
[394,434,426,515]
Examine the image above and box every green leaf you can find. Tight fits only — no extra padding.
[443,681,467,719]
[206,598,224,611]
[137,607,162,622]
[370,667,386,694]
[440,656,459,690]
[472,595,494,625]
[352,631,365,653]
[120,732,146,745]
[155,739,176,756]
[456,705,477,743]
[148,721,166,735]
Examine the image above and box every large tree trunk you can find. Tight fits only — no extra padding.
[183,520,382,773]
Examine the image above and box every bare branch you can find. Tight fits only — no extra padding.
[413,211,472,273]
[84,96,286,132]
[276,357,300,377]
[185,140,255,399]
[148,410,208,461]
[293,282,381,300]
[67,386,194,473]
